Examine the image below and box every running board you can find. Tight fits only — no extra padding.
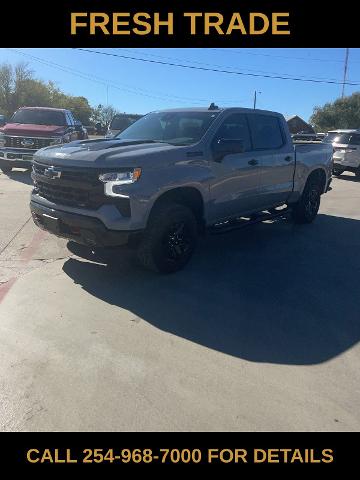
[208,208,292,235]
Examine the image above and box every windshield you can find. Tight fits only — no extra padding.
[116,111,219,145]
[323,133,338,143]
[11,109,66,126]
[323,132,352,144]
[110,115,141,131]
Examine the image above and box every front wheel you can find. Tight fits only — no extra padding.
[137,203,198,273]
[291,180,322,224]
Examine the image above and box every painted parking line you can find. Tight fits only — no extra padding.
[0,228,47,304]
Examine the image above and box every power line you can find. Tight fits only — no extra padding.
[212,48,360,64]
[74,48,360,86]
[6,49,246,106]
[112,48,345,83]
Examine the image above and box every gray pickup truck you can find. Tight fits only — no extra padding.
[30,106,333,273]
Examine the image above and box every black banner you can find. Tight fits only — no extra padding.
[2,0,359,47]
[0,432,357,472]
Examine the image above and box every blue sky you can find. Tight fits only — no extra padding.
[0,48,359,121]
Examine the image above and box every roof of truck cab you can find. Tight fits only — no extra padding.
[18,106,69,112]
[151,107,283,115]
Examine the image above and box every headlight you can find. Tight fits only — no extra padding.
[99,168,142,197]
[50,137,64,145]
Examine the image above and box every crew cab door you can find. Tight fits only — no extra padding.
[247,113,295,208]
[208,113,263,222]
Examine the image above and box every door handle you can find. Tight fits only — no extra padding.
[248,159,258,166]
[284,156,292,162]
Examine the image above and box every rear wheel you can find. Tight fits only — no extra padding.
[137,203,198,273]
[291,179,322,224]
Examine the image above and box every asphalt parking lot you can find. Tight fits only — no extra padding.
[0,169,359,432]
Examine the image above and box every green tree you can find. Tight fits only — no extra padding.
[0,62,93,124]
[0,63,12,115]
[90,104,120,127]
[310,92,360,132]
[46,82,92,124]
[0,62,55,116]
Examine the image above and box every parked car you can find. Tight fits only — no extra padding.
[0,107,83,173]
[30,105,333,273]
[74,119,89,140]
[95,123,107,136]
[323,129,360,177]
[105,113,143,138]
[84,125,97,135]
[292,132,319,142]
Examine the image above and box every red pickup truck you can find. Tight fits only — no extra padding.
[0,106,87,173]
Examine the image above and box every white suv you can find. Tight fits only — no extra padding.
[324,129,360,177]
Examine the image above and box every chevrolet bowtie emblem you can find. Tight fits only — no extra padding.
[44,166,62,179]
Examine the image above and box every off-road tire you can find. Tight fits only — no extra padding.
[291,178,322,224]
[137,203,198,273]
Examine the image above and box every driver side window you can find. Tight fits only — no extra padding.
[213,113,252,152]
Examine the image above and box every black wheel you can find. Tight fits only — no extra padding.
[0,164,12,174]
[291,179,322,224]
[137,203,198,273]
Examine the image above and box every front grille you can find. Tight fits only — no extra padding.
[33,162,97,183]
[33,162,104,209]
[32,162,131,217]
[5,136,53,149]
[35,181,94,208]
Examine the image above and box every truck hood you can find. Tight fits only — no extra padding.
[34,138,186,167]
[2,123,66,137]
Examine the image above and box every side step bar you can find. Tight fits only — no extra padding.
[208,207,292,235]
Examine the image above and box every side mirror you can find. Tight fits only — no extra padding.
[213,138,245,162]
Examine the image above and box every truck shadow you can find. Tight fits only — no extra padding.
[63,214,360,366]
[5,169,33,186]
[335,173,360,182]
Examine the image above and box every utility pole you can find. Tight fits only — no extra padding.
[341,48,349,98]
[253,90,261,109]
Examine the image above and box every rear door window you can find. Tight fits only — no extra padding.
[248,114,284,150]
[66,112,74,126]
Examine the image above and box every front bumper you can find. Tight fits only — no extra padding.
[0,147,36,167]
[333,155,360,169]
[30,200,142,248]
